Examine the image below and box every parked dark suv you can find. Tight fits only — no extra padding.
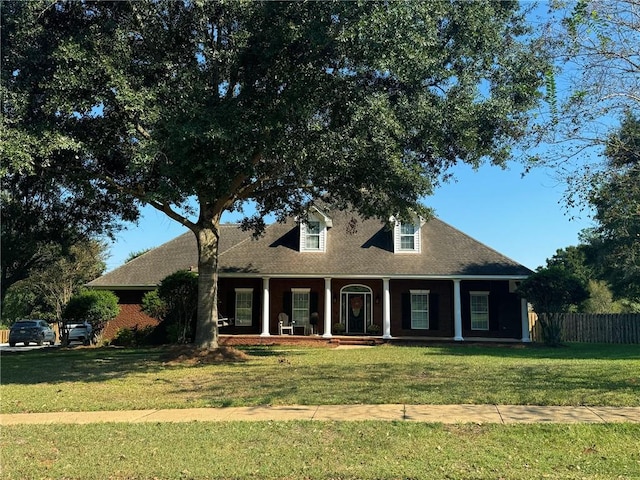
[9,320,56,347]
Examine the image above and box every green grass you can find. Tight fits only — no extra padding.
[1,343,639,413]
[2,422,639,479]
[2,343,639,479]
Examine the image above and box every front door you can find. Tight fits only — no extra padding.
[341,285,372,334]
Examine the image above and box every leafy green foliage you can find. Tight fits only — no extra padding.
[519,266,589,315]
[110,325,155,347]
[141,290,166,320]
[2,240,107,324]
[63,290,120,333]
[1,0,139,302]
[142,270,198,344]
[587,113,640,300]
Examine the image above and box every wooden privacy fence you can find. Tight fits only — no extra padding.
[529,313,640,344]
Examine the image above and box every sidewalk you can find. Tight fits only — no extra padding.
[2,404,639,426]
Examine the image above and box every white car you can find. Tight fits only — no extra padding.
[64,321,93,345]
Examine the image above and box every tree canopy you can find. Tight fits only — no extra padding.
[587,113,640,299]
[3,0,550,348]
[1,240,107,325]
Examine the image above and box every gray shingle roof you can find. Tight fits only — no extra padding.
[89,211,531,288]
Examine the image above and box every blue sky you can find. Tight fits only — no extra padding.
[104,161,593,273]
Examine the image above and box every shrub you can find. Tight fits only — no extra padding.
[63,290,120,342]
[142,270,198,344]
[111,325,155,347]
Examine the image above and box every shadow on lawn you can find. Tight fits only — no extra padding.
[0,346,244,386]
[427,343,640,361]
[0,344,310,386]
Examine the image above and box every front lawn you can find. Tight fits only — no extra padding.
[2,343,639,413]
[2,422,639,479]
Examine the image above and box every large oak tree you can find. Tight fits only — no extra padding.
[3,0,549,349]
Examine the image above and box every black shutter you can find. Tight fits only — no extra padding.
[227,291,235,320]
[283,292,292,318]
[429,294,439,330]
[489,292,499,332]
[252,289,261,328]
[401,293,411,330]
[310,292,319,315]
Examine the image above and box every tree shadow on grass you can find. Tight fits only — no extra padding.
[0,345,250,386]
[425,343,640,361]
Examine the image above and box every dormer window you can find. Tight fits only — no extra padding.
[400,223,417,250]
[305,220,321,249]
[392,216,423,253]
[299,209,329,252]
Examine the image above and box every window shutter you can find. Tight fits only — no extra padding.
[489,293,499,331]
[252,289,261,327]
[401,293,411,330]
[310,292,319,314]
[283,292,292,318]
[429,294,439,330]
[227,291,235,319]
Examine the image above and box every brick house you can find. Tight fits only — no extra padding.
[89,208,533,342]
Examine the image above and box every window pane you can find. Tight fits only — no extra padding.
[307,221,320,234]
[400,235,415,250]
[470,294,489,330]
[411,293,429,329]
[400,223,416,234]
[306,235,320,249]
[305,221,321,249]
[292,291,310,326]
[235,291,253,326]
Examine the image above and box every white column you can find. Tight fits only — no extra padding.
[322,278,333,338]
[260,277,271,337]
[453,279,463,341]
[521,298,531,342]
[382,277,392,339]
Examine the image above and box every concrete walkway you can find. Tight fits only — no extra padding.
[2,404,638,426]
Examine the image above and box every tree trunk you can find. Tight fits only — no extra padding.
[193,225,220,350]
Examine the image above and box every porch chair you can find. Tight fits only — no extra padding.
[278,312,294,335]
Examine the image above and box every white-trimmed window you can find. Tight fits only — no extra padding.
[305,220,321,249]
[470,292,490,330]
[300,213,328,252]
[400,223,417,250]
[392,217,422,253]
[292,288,310,328]
[410,290,429,329]
[235,288,253,326]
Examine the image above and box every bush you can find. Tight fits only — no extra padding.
[517,267,588,346]
[142,270,198,344]
[63,290,120,342]
[111,325,154,347]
